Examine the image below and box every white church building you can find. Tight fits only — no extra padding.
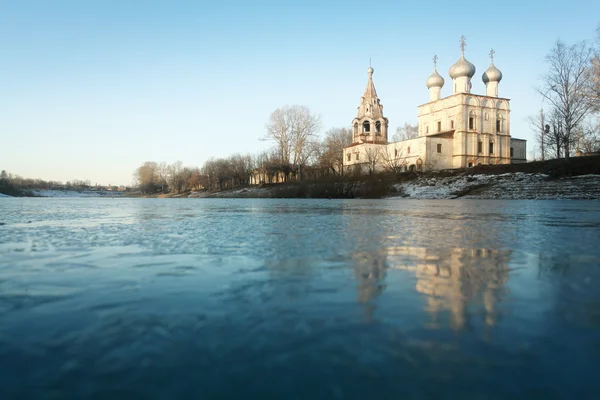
[344,37,527,173]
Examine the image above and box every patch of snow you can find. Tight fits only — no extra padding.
[389,173,600,200]
[0,193,12,198]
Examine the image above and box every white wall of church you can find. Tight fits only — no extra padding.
[425,137,454,169]
[510,139,527,163]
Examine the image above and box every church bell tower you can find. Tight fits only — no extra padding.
[351,64,389,144]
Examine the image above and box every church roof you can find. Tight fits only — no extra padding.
[355,65,385,120]
[363,66,378,99]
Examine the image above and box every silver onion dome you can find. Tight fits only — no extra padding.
[426,68,445,88]
[449,55,476,79]
[482,63,502,83]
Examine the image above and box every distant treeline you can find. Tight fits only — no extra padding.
[134,108,356,194]
[0,170,127,197]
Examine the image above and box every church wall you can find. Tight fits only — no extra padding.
[385,137,428,170]
[425,137,454,169]
[418,97,462,137]
[510,138,527,163]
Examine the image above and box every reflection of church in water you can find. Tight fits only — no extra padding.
[352,246,510,329]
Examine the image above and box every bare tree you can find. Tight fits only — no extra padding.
[393,122,419,142]
[538,40,595,159]
[527,108,559,161]
[157,162,169,193]
[578,118,600,153]
[364,146,382,174]
[380,143,407,174]
[134,161,160,194]
[590,26,600,111]
[264,105,321,178]
[318,127,352,174]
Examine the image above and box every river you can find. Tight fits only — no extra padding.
[1,198,600,398]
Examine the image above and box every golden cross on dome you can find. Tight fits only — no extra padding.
[489,48,496,63]
[460,35,467,55]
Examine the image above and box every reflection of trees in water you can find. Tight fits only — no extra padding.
[387,247,511,330]
[351,252,388,322]
[353,252,387,304]
[535,253,600,336]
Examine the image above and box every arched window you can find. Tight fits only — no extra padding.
[362,121,370,133]
[478,140,483,154]
[375,121,381,134]
[496,114,504,132]
[354,123,359,135]
[469,111,476,130]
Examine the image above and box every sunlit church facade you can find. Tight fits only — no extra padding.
[343,37,527,173]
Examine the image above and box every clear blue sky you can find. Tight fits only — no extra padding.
[1,0,599,185]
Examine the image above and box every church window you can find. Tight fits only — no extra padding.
[451,120,454,129]
[489,142,494,154]
[469,111,476,130]
[407,146,411,154]
[426,126,429,134]
[394,148,398,157]
[510,147,514,157]
[354,123,358,135]
[362,121,370,133]
[485,112,489,121]
[437,121,441,132]
[478,140,483,154]
[468,162,473,167]
[437,143,442,153]
[347,153,351,162]
[375,121,381,134]
[356,153,359,161]
[496,119,501,132]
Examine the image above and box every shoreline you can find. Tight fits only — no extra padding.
[3,156,600,200]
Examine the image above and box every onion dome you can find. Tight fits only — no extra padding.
[482,63,502,83]
[482,50,502,83]
[426,68,445,88]
[449,55,476,79]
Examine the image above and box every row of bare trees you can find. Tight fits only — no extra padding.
[531,27,600,160]
[0,170,93,192]
[132,105,418,193]
[133,161,204,194]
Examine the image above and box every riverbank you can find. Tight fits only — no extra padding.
[194,155,600,200]
[0,189,125,198]
[4,155,599,200]
[192,173,600,200]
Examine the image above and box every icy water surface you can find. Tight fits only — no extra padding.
[1,198,600,398]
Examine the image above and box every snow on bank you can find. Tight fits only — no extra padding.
[0,193,12,198]
[390,173,600,200]
[31,190,124,198]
